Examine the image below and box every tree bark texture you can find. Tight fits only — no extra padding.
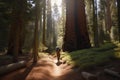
[105,0,112,33]
[63,0,91,52]
[117,0,120,42]
[33,0,40,63]
[42,0,46,46]
[92,0,99,47]
[7,0,27,61]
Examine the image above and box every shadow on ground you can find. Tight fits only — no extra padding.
[0,57,76,80]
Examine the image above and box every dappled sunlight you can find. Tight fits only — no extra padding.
[53,63,62,76]
[61,43,120,69]
[114,52,120,58]
[113,43,120,58]
[61,52,73,64]
[38,52,49,58]
[0,0,120,80]
[24,54,77,80]
[114,48,120,58]
[26,56,63,80]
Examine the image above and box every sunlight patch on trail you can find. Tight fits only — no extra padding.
[39,57,62,77]
[25,55,66,80]
[53,63,62,76]
[51,58,62,76]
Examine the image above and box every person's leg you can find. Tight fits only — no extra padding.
[57,52,60,62]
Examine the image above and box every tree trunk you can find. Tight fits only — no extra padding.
[92,0,99,47]
[33,0,40,63]
[104,0,112,41]
[75,0,91,49]
[7,0,27,61]
[63,0,77,51]
[86,0,94,46]
[117,0,120,42]
[98,0,106,45]
[105,0,112,33]
[62,0,66,30]
[0,61,26,75]
[46,0,53,50]
[42,0,46,46]
[18,0,27,54]
[63,0,91,52]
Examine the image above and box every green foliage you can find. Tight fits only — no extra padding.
[61,43,119,69]
[38,52,49,58]
[91,43,117,51]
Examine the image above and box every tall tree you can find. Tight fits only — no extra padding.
[92,0,99,47]
[62,0,66,35]
[105,0,112,33]
[18,0,28,54]
[63,0,91,52]
[85,0,94,46]
[7,0,28,61]
[42,0,46,46]
[98,0,106,45]
[117,0,120,42]
[46,0,53,50]
[0,0,11,50]
[63,0,77,51]
[110,0,118,41]
[33,0,40,63]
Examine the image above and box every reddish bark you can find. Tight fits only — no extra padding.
[63,0,91,52]
[63,0,77,51]
[75,0,91,49]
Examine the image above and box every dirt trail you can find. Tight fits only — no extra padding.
[1,55,120,80]
[0,56,82,80]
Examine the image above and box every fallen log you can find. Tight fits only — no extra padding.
[0,61,26,75]
[104,69,120,78]
[81,72,98,80]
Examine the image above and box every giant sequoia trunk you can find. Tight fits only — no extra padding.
[63,0,91,52]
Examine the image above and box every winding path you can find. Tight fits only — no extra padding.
[0,56,82,80]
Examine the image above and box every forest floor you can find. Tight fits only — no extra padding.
[0,54,120,80]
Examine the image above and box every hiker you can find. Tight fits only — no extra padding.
[56,47,61,62]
